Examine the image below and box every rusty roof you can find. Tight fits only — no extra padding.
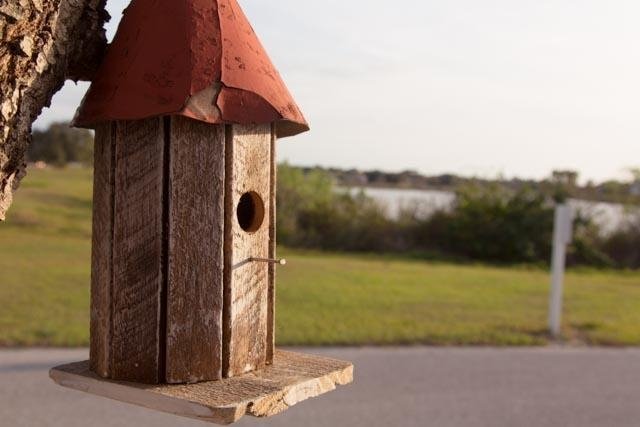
[73,0,308,138]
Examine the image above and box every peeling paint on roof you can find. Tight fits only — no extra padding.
[73,0,308,138]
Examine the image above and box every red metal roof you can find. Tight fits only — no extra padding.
[73,0,308,138]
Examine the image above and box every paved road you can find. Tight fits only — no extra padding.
[2,347,640,427]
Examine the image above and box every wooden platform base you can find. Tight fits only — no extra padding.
[50,350,353,425]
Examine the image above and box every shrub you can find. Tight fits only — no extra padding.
[567,213,614,268]
[600,210,640,269]
[412,185,554,263]
[276,164,397,251]
[29,122,94,166]
[276,164,639,269]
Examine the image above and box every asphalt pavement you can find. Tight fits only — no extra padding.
[2,347,640,427]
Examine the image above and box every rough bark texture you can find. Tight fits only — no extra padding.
[0,0,109,220]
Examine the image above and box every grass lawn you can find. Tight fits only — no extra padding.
[1,168,639,347]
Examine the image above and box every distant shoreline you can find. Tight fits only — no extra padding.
[340,186,636,236]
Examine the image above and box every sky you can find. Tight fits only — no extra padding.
[34,0,640,183]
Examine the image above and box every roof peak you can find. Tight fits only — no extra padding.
[74,0,308,138]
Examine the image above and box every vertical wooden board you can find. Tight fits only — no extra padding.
[224,123,272,377]
[90,123,115,378]
[166,117,225,383]
[266,126,277,364]
[111,118,165,384]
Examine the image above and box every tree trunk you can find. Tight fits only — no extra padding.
[0,0,109,220]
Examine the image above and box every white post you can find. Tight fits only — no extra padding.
[549,204,574,337]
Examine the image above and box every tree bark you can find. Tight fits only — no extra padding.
[0,0,109,220]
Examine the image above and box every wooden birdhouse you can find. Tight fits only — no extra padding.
[50,0,352,423]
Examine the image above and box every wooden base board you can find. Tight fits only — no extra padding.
[49,350,353,425]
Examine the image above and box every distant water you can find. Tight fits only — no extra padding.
[343,187,456,219]
[342,187,637,235]
[567,199,630,235]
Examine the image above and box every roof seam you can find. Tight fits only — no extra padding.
[217,83,282,121]
[186,0,195,96]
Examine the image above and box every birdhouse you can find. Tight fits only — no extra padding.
[49,4,352,418]
[51,1,351,421]
[68,0,311,386]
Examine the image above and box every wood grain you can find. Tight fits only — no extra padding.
[266,126,277,364]
[166,117,225,383]
[50,350,354,425]
[111,118,165,384]
[90,123,115,378]
[223,124,273,378]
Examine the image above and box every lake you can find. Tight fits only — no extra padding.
[342,187,637,235]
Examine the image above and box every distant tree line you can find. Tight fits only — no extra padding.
[312,166,640,206]
[278,164,640,269]
[28,122,93,166]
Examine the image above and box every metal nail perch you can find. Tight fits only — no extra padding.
[250,257,287,265]
[233,257,287,270]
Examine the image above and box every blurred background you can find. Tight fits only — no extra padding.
[1,1,640,426]
[3,0,639,349]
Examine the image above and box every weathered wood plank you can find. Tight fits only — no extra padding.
[90,123,115,378]
[111,118,165,383]
[50,350,354,425]
[266,126,277,364]
[223,124,272,378]
[166,117,225,383]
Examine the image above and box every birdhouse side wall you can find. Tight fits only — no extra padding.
[165,117,225,384]
[267,126,276,363]
[90,118,166,384]
[112,119,167,383]
[90,123,115,379]
[90,117,226,384]
[223,123,275,378]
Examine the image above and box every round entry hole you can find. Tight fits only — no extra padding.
[236,191,265,233]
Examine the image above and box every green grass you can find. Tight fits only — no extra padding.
[0,168,93,346]
[1,168,639,347]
